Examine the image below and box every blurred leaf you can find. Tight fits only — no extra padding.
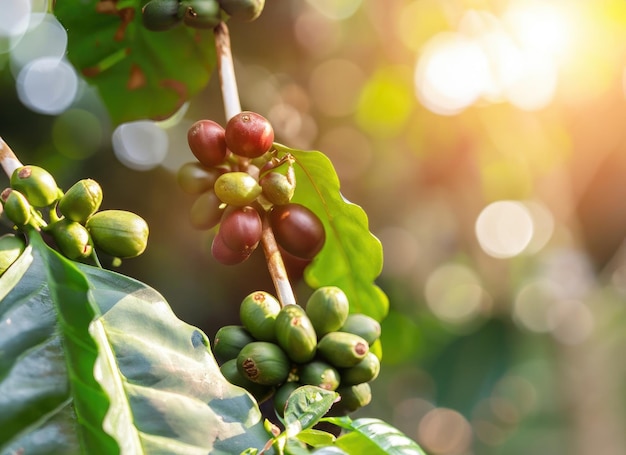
[296,429,336,447]
[275,144,389,322]
[0,232,273,454]
[54,1,216,124]
[324,417,426,455]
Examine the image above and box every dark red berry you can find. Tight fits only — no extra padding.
[211,231,253,265]
[219,206,262,252]
[269,203,325,260]
[188,120,228,167]
[225,111,274,159]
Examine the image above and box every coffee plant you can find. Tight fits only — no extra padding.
[0,1,426,454]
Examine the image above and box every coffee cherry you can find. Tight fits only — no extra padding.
[0,234,26,276]
[273,381,300,417]
[260,170,295,206]
[225,111,274,159]
[219,206,262,252]
[211,230,252,265]
[240,291,281,342]
[236,341,291,386]
[177,162,226,195]
[333,383,372,414]
[50,219,93,260]
[305,286,349,337]
[339,352,380,386]
[10,165,60,208]
[142,0,182,31]
[269,203,325,260]
[181,0,221,29]
[213,325,256,364]
[214,172,262,206]
[1,189,31,226]
[86,210,149,258]
[298,360,340,391]
[339,314,381,346]
[275,304,317,364]
[219,0,265,22]
[58,179,103,224]
[220,359,274,403]
[317,332,369,368]
[187,120,228,167]
[190,190,223,230]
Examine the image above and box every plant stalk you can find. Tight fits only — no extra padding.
[0,136,24,178]
[214,22,296,307]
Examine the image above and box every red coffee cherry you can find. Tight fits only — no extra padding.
[225,111,274,159]
[269,203,325,260]
[211,231,253,266]
[187,120,228,167]
[219,206,262,252]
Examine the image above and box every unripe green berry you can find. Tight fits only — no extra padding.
[240,291,281,342]
[305,286,349,337]
[181,0,221,29]
[219,0,265,22]
[58,179,103,224]
[214,172,262,206]
[0,234,26,276]
[260,171,295,206]
[50,219,93,260]
[1,188,31,226]
[86,210,149,258]
[142,0,182,31]
[10,165,60,207]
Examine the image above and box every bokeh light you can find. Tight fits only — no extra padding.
[417,408,473,455]
[112,121,169,171]
[475,200,534,258]
[52,108,103,160]
[10,13,66,72]
[16,57,78,114]
[305,0,362,20]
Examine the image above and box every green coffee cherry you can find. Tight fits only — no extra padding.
[0,234,26,276]
[220,358,274,403]
[213,325,255,364]
[305,286,349,337]
[1,188,31,226]
[220,0,265,22]
[339,352,380,386]
[214,172,262,206]
[334,383,372,414]
[339,314,381,346]
[142,0,182,31]
[273,381,300,417]
[10,165,60,207]
[236,341,291,386]
[50,219,93,260]
[317,332,369,368]
[260,170,295,206]
[181,0,221,29]
[298,360,340,391]
[58,179,103,223]
[239,291,281,341]
[275,304,317,364]
[86,210,149,258]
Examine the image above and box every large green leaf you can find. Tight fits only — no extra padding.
[54,1,216,124]
[274,144,389,321]
[0,234,273,454]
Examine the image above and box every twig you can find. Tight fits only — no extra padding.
[0,137,24,178]
[260,213,296,307]
[214,22,242,121]
[214,22,296,307]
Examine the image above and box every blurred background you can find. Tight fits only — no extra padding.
[2,0,626,454]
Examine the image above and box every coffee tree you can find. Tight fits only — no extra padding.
[0,1,426,454]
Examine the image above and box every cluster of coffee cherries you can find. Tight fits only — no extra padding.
[177,111,325,267]
[142,0,264,31]
[0,164,149,271]
[213,286,382,417]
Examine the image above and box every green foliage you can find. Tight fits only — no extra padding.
[53,0,216,124]
[0,235,273,455]
[275,144,389,322]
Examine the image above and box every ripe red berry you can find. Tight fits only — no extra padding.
[269,203,325,260]
[219,206,263,252]
[225,111,274,159]
[211,231,253,265]
[187,120,228,167]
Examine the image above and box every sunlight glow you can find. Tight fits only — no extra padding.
[112,121,169,171]
[16,57,78,114]
[475,201,533,258]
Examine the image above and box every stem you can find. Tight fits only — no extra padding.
[214,21,296,306]
[261,213,296,307]
[0,136,24,178]
[214,22,242,121]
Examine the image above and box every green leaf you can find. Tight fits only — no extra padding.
[283,386,338,438]
[275,144,389,322]
[53,1,216,124]
[322,417,426,455]
[296,428,336,448]
[0,234,273,454]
